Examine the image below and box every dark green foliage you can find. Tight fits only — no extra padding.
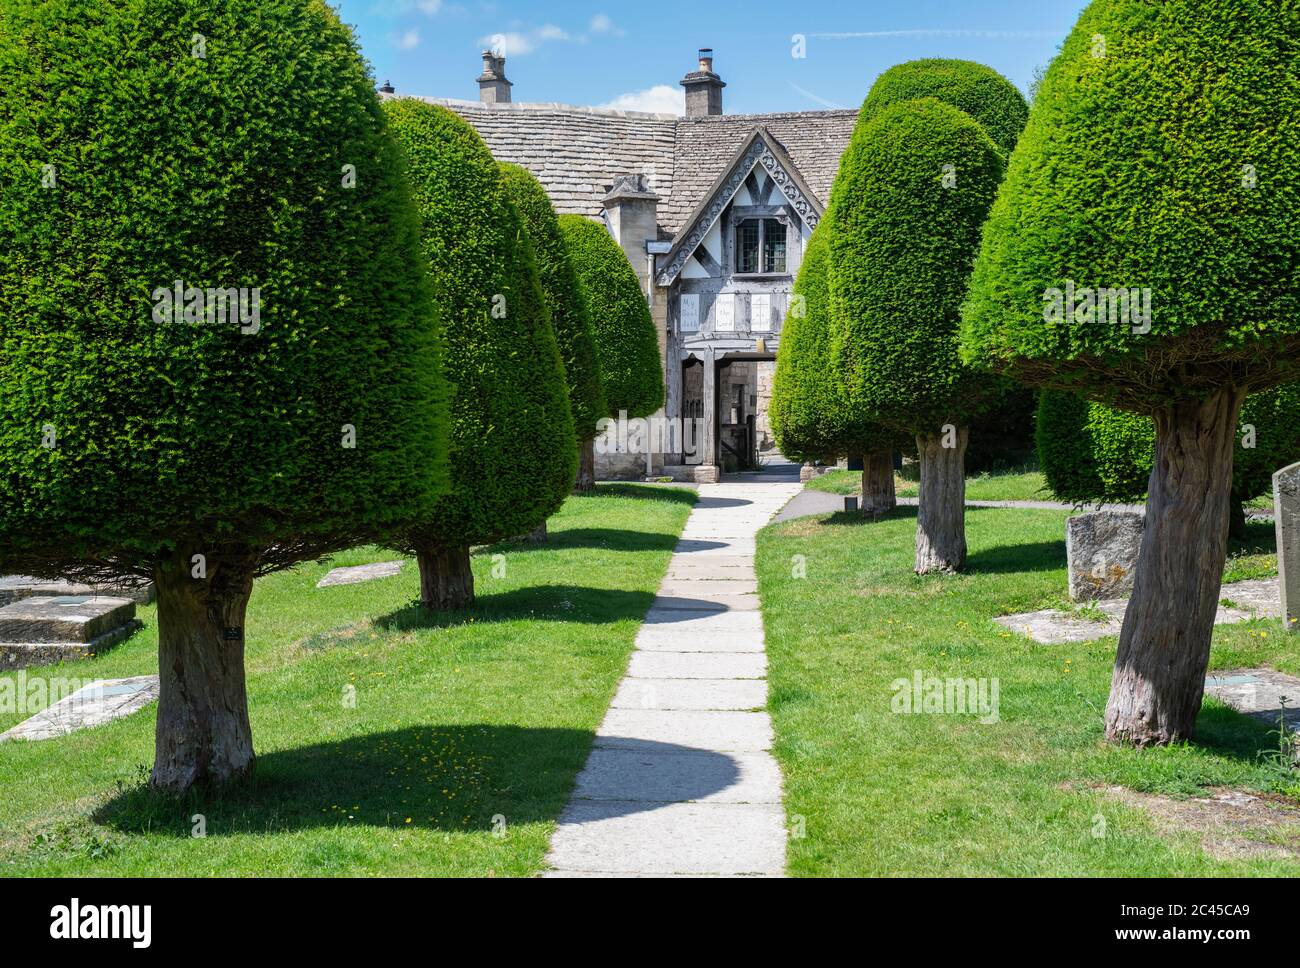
[829,98,1006,435]
[1037,386,1300,504]
[961,0,1300,405]
[498,164,607,441]
[384,100,575,548]
[861,59,1030,155]
[771,218,893,461]
[558,215,664,419]
[0,0,449,575]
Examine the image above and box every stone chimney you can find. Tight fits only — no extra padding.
[478,51,512,104]
[680,48,725,117]
[602,175,661,294]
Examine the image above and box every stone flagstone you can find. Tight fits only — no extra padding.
[317,560,405,588]
[545,476,801,877]
[995,578,1280,645]
[0,675,160,742]
[1205,668,1300,729]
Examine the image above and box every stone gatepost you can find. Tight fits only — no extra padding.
[1272,461,1300,632]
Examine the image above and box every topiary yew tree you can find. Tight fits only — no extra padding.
[558,214,664,491]
[384,100,575,609]
[829,98,1007,571]
[0,0,450,793]
[860,59,1031,157]
[1038,387,1300,536]
[771,217,898,515]
[961,0,1300,746]
[498,164,607,477]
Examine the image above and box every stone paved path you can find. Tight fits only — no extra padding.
[545,472,803,877]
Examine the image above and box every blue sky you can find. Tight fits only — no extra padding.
[338,0,1092,115]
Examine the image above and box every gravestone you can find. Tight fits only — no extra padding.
[1273,461,1300,632]
[0,675,160,742]
[0,575,155,606]
[316,560,404,588]
[0,596,141,669]
[1066,511,1144,601]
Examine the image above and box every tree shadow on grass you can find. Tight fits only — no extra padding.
[1191,702,1286,765]
[498,528,681,554]
[95,726,739,837]
[374,584,659,631]
[582,483,698,506]
[965,540,1066,575]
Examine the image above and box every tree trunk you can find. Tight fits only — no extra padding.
[1229,500,1247,540]
[574,438,596,494]
[915,427,968,574]
[862,448,896,519]
[417,544,475,610]
[150,552,256,795]
[1104,388,1245,746]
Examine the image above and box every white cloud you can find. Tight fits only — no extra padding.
[598,84,685,115]
[393,29,421,50]
[481,30,536,56]
[589,14,625,36]
[536,24,569,42]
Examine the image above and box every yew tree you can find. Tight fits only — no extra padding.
[384,100,575,609]
[0,0,451,793]
[558,215,664,491]
[1037,386,1300,537]
[499,164,607,496]
[961,0,1300,745]
[771,218,898,515]
[860,58,1030,157]
[829,98,1006,571]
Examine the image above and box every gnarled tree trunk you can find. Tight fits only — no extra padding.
[151,551,256,795]
[417,544,475,610]
[1104,388,1245,746]
[862,448,896,519]
[574,438,596,494]
[915,426,968,574]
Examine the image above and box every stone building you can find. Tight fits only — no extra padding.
[396,49,856,481]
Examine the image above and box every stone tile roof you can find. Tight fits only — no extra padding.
[403,96,857,240]
[664,110,857,235]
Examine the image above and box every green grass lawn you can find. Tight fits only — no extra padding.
[757,508,1300,876]
[0,484,693,877]
[807,466,1050,502]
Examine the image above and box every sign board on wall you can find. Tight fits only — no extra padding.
[680,294,700,333]
[751,294,771,333]
[714,293,735,332]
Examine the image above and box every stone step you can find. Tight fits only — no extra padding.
[0,596,137,643]
[0,575,155,606]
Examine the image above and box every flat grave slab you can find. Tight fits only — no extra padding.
[0,596,141,669]
[0,596,137,643]
[316,560,404,588]
[996,579,1279,644]
[0,575,154,605]
[0,675,160,742]
[1205,668,1300,729]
